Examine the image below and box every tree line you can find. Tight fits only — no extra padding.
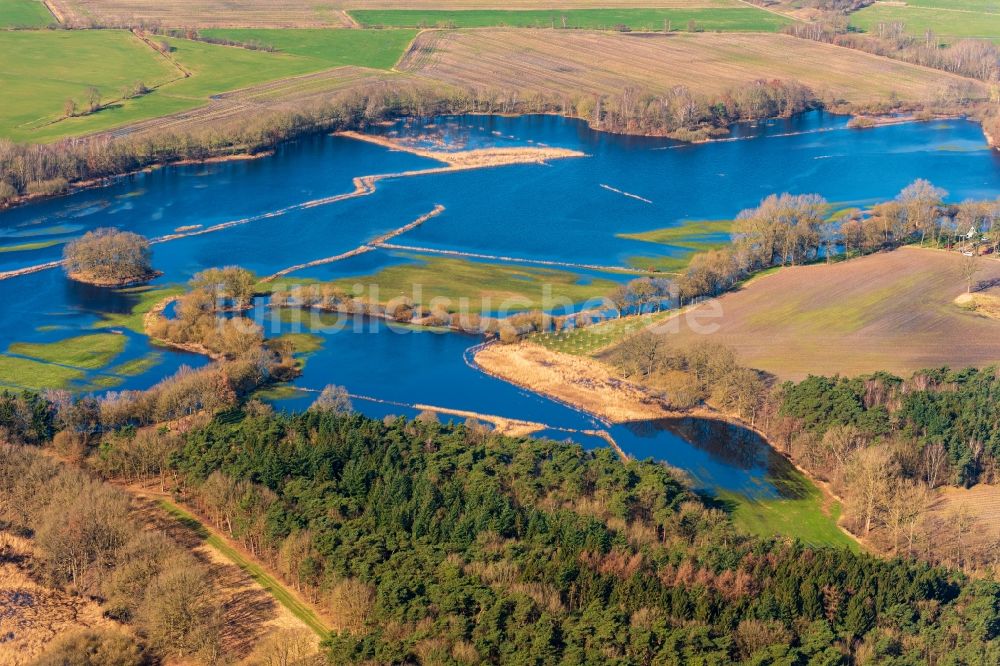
[782,10,1000,82]
[674,181,1000,303]
[5,65,983,211]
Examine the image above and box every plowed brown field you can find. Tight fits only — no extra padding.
[400,30,984,103]
[344,0,740,6]
[46,0,353,27]
[657,248,1000,380]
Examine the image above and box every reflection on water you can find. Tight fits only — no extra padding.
[63,279,139,316]
[612,417,805,500]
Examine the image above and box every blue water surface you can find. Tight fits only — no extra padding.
[1,111,998,501]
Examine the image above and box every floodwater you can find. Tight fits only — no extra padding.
[1,111,997,501]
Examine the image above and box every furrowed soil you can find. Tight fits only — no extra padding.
[46,0,353,27]
[399,30,984,104]
[659,247,1000,380]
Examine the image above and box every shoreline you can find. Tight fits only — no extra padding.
[473,340,867,548]
[0,150,274,213]
[5,103,992,215]
[67,269,163,288]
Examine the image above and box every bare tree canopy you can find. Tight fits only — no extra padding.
[63,227,155,286]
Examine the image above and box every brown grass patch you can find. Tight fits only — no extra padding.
[955,287,1000,320]
[475,341,673,422]
[659,248,1000,380]
[400,30,984,104]
[934,484,1000,537]
[0,532,123,665]
[47,0,353,27]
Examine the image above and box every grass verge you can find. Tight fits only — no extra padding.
[158,498,330,638]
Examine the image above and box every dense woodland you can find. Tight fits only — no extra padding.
[6,402,996,664]
[607,329,1000,572]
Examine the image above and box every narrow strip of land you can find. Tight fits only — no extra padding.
[0,138,581,283]
[374,242,659,274]
[261,204,445,282]
[600,184,653,204]
[154,497,330,637]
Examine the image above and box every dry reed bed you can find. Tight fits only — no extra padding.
[661,248,1000,380]
[46,0,352,27]
[475,342,673,423]
[400,30,985,103]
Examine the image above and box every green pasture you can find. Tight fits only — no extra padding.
[0,0,53,28]
[0,28,416,142]
[716,469,857,550]
[529,309,675,356]
[94,285,185,333]
[620,218,734,271]
[333,254,618,313]
[0,239,66,253]
[350,8,792,31]
[200,28,417,70]
[9,332,126,369]
[0,332,129,390]
[851,1,1000,43]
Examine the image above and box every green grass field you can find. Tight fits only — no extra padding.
[333,255,618,313]
[530,310,675,355]
[158,499,330,637]
[717,473,857,549]
[1,29,416,141]
[351,8,791,31]
[0,354,85,390]
[851,1,1000,43]
[0,239,67,253]
[0,30,180,140]
[199,28,417,70]
[9,333,126,369]
[620,219,734,271]
[0,0,53,27]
